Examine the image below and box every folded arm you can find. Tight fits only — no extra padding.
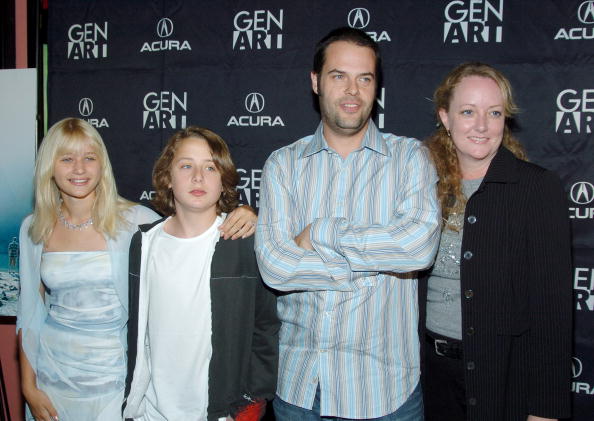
[255,145,440,292]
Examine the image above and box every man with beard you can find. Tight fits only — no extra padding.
[255,27,440,421]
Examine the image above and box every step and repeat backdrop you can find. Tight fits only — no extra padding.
[47,0,592,418]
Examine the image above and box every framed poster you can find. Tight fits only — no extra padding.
[0,68,37,317]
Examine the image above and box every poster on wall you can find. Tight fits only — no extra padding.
[0,69,37,317]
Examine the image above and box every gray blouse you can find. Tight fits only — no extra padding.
[426,177,482,339]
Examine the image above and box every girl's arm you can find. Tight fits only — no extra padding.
[19,328,58,421]
[219,205,257,240]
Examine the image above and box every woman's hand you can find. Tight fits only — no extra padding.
[527,416,557,421]
[19,330,58,421]
[219,205,258,240]
[23,385,58,421]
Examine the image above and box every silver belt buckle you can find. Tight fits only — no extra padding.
[434,339,447,357]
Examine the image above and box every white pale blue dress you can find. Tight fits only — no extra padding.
[37,251,124,419]
[17,205,159,421]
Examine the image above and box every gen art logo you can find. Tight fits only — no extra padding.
[554,1,594,40]
[232,9,283,50]
[555,89,594,134]
[443,0,503,43]
[347,8,391,42]
[67,22,108,59]
[227,92,284,127]
[237,168,262,207]
[140,18,192,52]
[78,97,109,128]
[575,265,594,312]
[376,87,387,129]
[143,91,187,129]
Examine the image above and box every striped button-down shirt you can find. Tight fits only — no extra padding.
[255,121,440,418]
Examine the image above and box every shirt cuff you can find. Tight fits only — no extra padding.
[309,217,350,283]
[310,217,344,260]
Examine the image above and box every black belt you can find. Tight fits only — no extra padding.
[426,333,463,360]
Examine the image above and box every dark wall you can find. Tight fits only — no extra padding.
[46,1,594,419]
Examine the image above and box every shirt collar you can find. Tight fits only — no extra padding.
[301,120,390,158]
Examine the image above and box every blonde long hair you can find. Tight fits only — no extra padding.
[29,117,134,243]
[426,62,527,229]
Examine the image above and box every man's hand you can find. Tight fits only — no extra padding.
[219,205,257,240]
[294,224,313,250]
[527,416,557,421]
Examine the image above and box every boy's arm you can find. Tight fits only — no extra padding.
[229,276,279,421]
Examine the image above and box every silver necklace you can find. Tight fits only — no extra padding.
[58,208,93,231]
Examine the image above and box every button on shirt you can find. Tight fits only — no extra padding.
[255,121,440,418]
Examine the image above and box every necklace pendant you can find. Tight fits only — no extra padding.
[58,208,94,230]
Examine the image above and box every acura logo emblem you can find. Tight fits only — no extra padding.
[157,18,174,38]
[348,8,370,29]
[78,98,93,117]
[572,357,583,378]
[245,93,265,114]
[570,181,594,205]
[578,1,594,24]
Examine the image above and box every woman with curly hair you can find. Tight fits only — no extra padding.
[421,63,572,421]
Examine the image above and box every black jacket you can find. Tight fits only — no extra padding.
[420,147,573,420]
[124,218,279,420]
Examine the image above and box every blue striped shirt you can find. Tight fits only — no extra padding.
[255,121,440,418]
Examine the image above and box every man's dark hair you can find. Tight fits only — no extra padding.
[312,27,382,85]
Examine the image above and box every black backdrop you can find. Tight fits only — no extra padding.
[47,1,593,419]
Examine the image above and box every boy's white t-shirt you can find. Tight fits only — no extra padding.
[141,215,223,421]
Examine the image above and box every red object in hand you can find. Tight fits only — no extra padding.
[235,400,266,421]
